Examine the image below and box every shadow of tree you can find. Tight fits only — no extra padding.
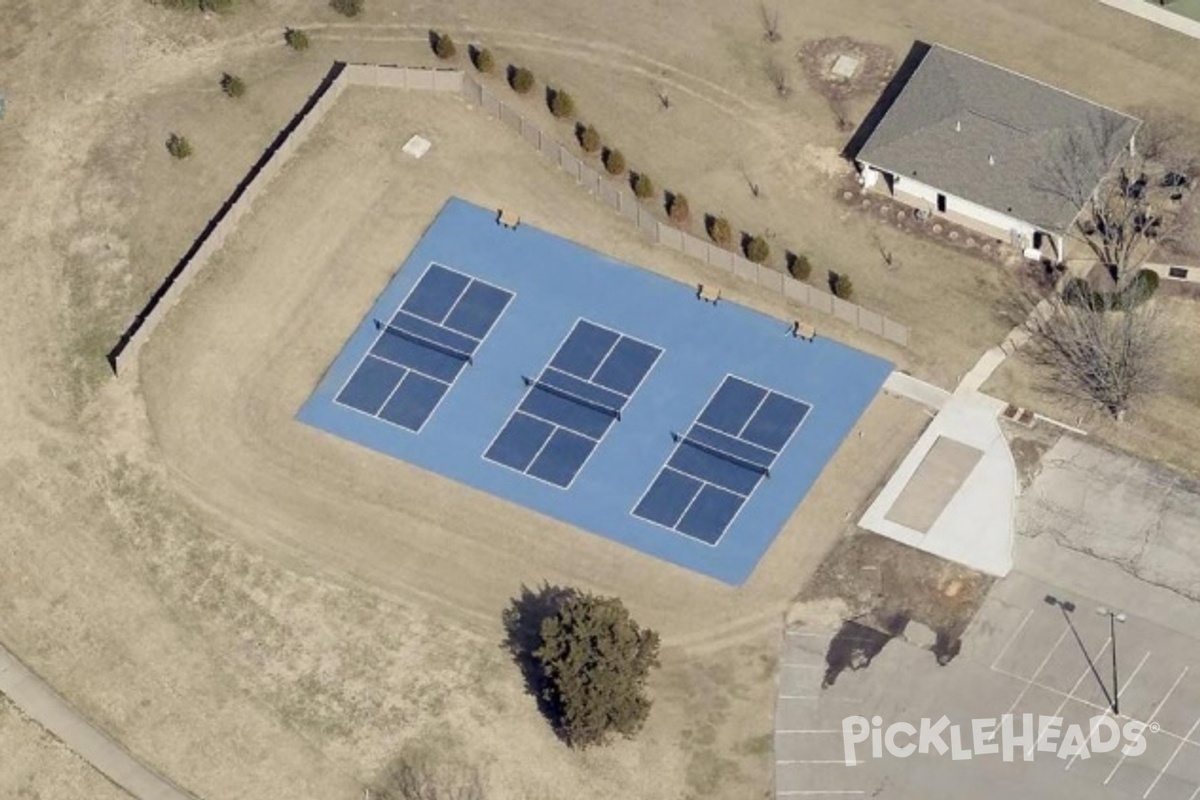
[501,582,579,736]
[821,614,908,688]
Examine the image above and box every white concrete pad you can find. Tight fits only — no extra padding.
[859,391,1015,576]
[831,54,860,78]
[883,370,951,410]
[402,134,431,159]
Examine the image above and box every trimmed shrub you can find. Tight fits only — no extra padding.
[578,124,601,154]
[707,215,733,247]
[745,235,770,264]
[432,32,457,60]
[219,73,245,98]
[548,88,575,119]
[166,133,192,160]
[829,271,854,300]
[666,192,690,224]
[509,65,535,94]
[330,0,363,16]
[632,173,655,200]
[470,45,494,73]
[1127,269,1160,305]
[602,148,626,176]
[786,251,812,281]
[284,28,309,51]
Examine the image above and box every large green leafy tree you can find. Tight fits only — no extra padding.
[533,592,660,748]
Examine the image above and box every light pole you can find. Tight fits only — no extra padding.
[1097,607,1127,715]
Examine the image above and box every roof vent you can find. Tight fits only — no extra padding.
[988,154,995,166]
[955,119,962,133]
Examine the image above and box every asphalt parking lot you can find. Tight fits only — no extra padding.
[776,573,1200,799]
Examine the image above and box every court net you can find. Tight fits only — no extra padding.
[524,375,623,421]
[676,433,772,478]
[376,319,474,365]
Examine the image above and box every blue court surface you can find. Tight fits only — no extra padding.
[298,198,892,585]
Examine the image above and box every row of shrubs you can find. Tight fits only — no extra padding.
[430,31,855,299]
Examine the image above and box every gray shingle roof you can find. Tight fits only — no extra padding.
[856,45,1140,234]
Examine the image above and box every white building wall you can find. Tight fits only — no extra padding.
[882,170,1037,245]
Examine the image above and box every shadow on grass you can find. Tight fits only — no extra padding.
[501,582,578,738]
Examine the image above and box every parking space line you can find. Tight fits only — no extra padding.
[991,626,1071,727]
[1065,650,1150,771]
[1144,714,1200,799]
[777,760,856,765]
[990,608,1034,670]
[1105,666,1189,785]
[776,792,865,797]
[1037,636,1111,748]
[777,729,841,734]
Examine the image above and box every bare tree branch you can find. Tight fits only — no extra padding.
[759,3,781,42]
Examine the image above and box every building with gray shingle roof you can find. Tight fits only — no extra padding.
[853,44,1140,262]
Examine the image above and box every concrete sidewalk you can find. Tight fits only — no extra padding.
[1099,0,1200,40]
[0,646,198,800]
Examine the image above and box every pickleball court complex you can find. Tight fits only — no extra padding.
[299,198,891,584]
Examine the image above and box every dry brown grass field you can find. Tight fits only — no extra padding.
[2,0,1200,798]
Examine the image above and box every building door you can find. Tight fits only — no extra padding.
[936,193,947,213]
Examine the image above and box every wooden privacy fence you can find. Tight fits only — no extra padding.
[109,62,906,375]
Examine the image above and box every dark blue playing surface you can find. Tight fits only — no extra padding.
[484,320,662,488]
[299,198,892,585]
[334,264,513,432]
[633,376,811,544]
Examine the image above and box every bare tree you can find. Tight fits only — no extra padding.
[765,57,791,98]
[1012,276,1168,419]
[739,163,761,198]
[371,758,485,800]
[759,3,782,42]
[1038,112,1199,282]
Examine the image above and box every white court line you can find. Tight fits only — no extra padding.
[1105,666,1189,785]
[990,609,1034,670]
[1065,650,1150,771]
[1144,714,1200,799]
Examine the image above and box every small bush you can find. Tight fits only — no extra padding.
[1127,269,1160,305]
[578,124,601,154]
[220,73,245,98]
[470,45,494,73]
[284,28,309,51]
[432,32,457,60]
[829,271,854,300]
[707,215,733,247]
[509,65,535,94]
[166,133,192,160]
[786,252,812,281]
[602,147,626,176]
[632,173,655,200]
[330,0,363,16]
[667,192,690,224]
[745,235,770,264]
[548,88,575,119]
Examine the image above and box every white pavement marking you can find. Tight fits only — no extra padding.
[1035,637,1111,748]
[777,792,865,797]
[990,608,1034,670]
[1104,666,1189,786]
[1144,714,1200,799]
[777,729,842,734]
[998,626,1071,717]
[1065,650,1149,771]
[777,760,855,765]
